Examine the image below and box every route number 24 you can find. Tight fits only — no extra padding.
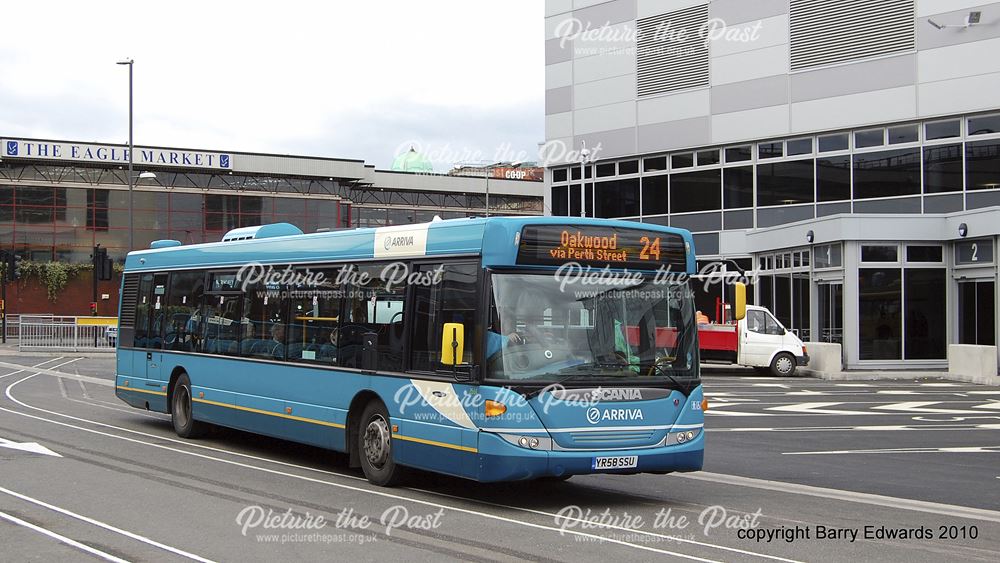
[639,236,661,261]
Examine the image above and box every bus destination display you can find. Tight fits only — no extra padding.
[517,225,686,269]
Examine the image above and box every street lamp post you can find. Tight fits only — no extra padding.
[579,141,590,218]
[116,59,134,251]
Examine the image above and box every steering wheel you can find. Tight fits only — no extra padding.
[647,351,678,377]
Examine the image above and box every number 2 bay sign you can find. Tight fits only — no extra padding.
[2,138,232,170]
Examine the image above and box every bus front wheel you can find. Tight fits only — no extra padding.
[358,401,406,487]
[171,373,208,439]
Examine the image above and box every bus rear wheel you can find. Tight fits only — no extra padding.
[358,401,406,487]
[171,373,208,438]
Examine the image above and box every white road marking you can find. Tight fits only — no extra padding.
[676,472,1000,524]
[766,402,877,415]
[969,391,1000,395]
[0,509,130,563]
[0,486,214,562]
[873,401,984,414]
[877,390,918,394]
[783,446,1000,455]
[972,402,1000,410]
[787,390,827,396]
[752,383,789,388]
[0,436,61,457]
[0,357,66,380]
[835,384,871,387]
[920,383,957,387]
[0,373,730,562]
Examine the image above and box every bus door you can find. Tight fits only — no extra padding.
[136,273,169,381]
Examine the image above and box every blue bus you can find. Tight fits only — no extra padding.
[116,216,742,485]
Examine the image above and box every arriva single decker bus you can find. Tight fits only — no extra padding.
[115,216,746,486]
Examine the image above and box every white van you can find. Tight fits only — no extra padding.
[699,304,810,376]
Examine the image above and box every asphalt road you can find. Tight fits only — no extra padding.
[0,354,998,562]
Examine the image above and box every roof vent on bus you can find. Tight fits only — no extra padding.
[149,239,182,249]
[221,223,304,242]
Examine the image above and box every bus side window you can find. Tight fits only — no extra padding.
[133,274,154,348]
[241,279,290,360]
[341,264,406,372]
[287,267,340,364]
[410,262,479,372]
[164,272,204,351]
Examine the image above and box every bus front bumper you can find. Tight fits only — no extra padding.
[474,430,704,482]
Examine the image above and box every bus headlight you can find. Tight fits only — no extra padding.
[677,433,687,443]
[496,432,552,450]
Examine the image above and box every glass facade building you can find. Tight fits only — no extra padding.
[544,0,1000,369]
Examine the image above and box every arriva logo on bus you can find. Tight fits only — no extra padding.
[586,407,644,424]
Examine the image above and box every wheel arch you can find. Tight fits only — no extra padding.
[346,390,383,468]
[165,365,188,414]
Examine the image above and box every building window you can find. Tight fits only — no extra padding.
[816,155,851,201]
[925,119,960,140]
[551,186,568,216]
[852,148,920,199]
[723,166,753,209]
[670,169,720,213]
[905,245,942,263]
[596,163,616,177]
[923,144,963,193]
[697,149,720,165]
[818,133,849,152]
[594,179,639,218]
[786,138,812,156]
[619,160,639,175]
[758,142,783,159]
[725,146,752,163]
[966,140,1000,190]
[959,281,996,346]
[756,160,814,206]
[968,114,1000,136]
[672,153,694,169]
[854,128,884,148]
[552,168,568,183]
[888,124,919,144]
[641,176,668,215]
[904,269,946,360]
[861,244,898,262]
[644,156,667,172]
[813,243,842,268]
[858,268,901,360]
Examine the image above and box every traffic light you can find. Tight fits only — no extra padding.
[90,302,98,315]
[94,246,113,281]
[2,251,16,282]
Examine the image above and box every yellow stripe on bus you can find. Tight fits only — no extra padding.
[192,397,346,429]
[392,433,478,453]
[120,387,472,452]
[116,386,166,397]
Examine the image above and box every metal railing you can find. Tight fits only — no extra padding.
[18,316,118,352]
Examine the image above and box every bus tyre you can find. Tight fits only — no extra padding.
[171,373,207,439]
[358,401,406,487]
[770,353,796,377]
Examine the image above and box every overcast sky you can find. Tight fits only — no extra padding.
[0,1,544,171]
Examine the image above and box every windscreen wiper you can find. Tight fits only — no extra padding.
[638,362,689,393]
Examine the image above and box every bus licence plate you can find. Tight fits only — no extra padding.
[592,456,638,470]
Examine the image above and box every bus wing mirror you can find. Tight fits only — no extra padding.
[440,322,464,366]
[733,283,747,321]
